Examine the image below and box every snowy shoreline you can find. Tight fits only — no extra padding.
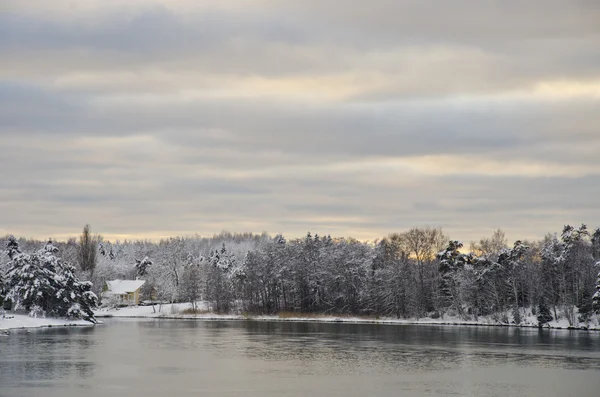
[94,303,600,331]
[2,303,597,331]
[0,314,95,331]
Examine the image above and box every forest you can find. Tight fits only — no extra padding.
[1,225,600,326]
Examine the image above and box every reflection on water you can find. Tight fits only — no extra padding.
[1,320,599,397]
[0,327,96,396]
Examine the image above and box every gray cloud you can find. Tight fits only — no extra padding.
[1,0,599,243]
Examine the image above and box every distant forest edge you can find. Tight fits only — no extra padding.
[1,225,600,327]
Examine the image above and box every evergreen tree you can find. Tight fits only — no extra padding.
[577,287,593,324]
[592,266,600,314]
[135,257,153,277]
[5,238,98,323]
[537,297,553,327]
[591,228,600,261]
[55,262,98,323]
[437,240,471,318]
[497,241,529,323]
[6,235,21,259]
[0,269,5,307]
[205,244,235,312]
[99,243,106,257]
[6,244,62,313]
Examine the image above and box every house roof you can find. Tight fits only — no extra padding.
[105,279,146,294]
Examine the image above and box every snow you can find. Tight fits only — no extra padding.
[105,279,145,294]
[0,313,93,331]
[95,302,213,318]
[94,302,600,330]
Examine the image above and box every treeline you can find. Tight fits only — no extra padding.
[2,226,600,326]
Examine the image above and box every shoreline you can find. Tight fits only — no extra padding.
[3,303,597,331]
[94,306,600,331]
[0,314,97,331]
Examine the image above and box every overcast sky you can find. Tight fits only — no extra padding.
[1,0,599,243]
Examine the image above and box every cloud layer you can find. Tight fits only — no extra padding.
[1,0,599,242]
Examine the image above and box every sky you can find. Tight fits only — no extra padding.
[1,0,599,243]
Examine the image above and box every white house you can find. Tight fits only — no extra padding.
[102,279,146,306]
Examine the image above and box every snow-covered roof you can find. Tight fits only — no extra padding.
[105,279,146,294]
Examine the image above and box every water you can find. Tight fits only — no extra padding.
[1,320,599,397]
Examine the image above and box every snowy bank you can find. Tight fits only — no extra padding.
[0,313,94,331]
[94,303,600,331]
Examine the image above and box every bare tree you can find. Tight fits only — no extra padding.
[470,229,508,258]
[78,224,97,277]
[400,226,447,315]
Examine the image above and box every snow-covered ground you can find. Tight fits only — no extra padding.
[94,302,600,330]
[0,313,93,331]
[2,304,596,331]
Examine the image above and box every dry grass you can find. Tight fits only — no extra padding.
[179,308,211,315]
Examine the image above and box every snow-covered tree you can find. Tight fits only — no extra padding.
[401,227,448,314]
[4,237,98,323]
[497,240,529,323]
[593,265,600,314]
[6,235,21,259]
[437,240,471,318]
[559,225,594,325]
[179,262,203,312]
[99,243,106,257]
[6,246,61,313]
[135,257,153,277]
[54,262,98,323]
[205,244,238,312]
[3,223,599,322]
[540,234,564,320]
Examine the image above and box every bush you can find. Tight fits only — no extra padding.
[29,305,44,318]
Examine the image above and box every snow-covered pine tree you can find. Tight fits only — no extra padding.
[6,235,21,259]
[1,236,22,307]
[5,242,62,314]
[590,229,600,314]
[204,244,237,313]
[437,240,471,319]
[99,243,106,257]
[591,228,600,261]
[135,257,153,277]
[559,224,594,326]
[540,234,564,320]
[0,266,5,307]
[55,262,98,323]
[497,240,529,324]
[592,265,600,314]
[5,238,98,322]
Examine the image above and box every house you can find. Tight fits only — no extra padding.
[102,279,146,306]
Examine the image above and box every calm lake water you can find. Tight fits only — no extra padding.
[1,320,599,397]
